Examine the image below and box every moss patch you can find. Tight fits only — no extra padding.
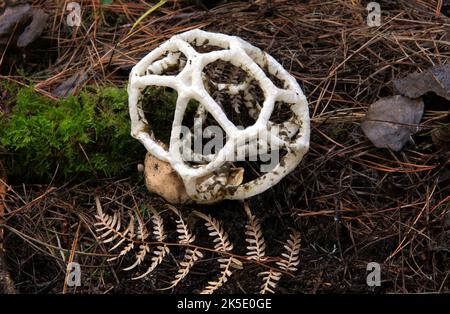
[0,86,146,179]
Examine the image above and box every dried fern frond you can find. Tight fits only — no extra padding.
[123,244,148,271]
[161,205,203,290]
[244,204,266,261]
[149,206,166,242]
[200,257,243,294]
[259,269,282,294]
[168,205,195,245]
[257,231,301,294]
[194,211,233,252]
[94,197,136,262]
[107,214,136,262]
[123,214,150,271]
[136,212,150,241]
[194,211,242,294]
[133,207,170,279]
[163,248,203,290]
[94,202,302,294]
[95,197,121,243]
[109,241,135,262]
[109,214,135,249]
[276,232,301,272]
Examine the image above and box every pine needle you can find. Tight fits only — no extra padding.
[128,0,168,35]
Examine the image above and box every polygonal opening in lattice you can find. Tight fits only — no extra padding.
[233,138,290,177]
[184,35,230,52]
[242,48,290,90]
[179,104,227,166]
[204,60,247,84]
[268,100,304,145]
[269,100,294,124]
[203,60,264,128]
[191,42,227,54]
[262,64,287,89]
[140,86,197,146]
[207,87,260,129]
[145,49,188,76]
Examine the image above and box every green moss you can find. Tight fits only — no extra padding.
[0,86,146,179]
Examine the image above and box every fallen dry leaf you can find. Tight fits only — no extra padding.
[53,72,88,97]
[0,3,31,36]
[16,8,48,48]
[394,64,450,100]
[361,95,424,151]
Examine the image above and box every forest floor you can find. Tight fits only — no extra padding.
[0,0,449,294]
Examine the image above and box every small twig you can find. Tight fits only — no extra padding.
[0,162,16,294]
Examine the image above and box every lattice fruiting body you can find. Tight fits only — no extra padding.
[128,29,310,203]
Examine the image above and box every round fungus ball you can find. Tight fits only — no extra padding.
[128,29,310,204]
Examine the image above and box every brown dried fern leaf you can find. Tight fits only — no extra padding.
[244,204,266,261]
[94,197,136,262]
[94,203,301,294]
[259,269,282,294]
[201,257,242,294]
[163,247,203,291]
[123,213,150,271]
[276,232,301,272]
[257,231,301,294]
[107,214,135,262]
[168,205,195,245]
[194,211,233,251]
[161,205,203,290]
[193,211,242,294]
[133,207,169,280]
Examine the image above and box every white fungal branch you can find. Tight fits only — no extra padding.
[128,29,310,204]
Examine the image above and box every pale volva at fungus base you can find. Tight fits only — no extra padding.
[128,29,310,204]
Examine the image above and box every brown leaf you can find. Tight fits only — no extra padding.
[394,64,450,100]
[361,95,424,151]
[53,72,88,97]
[0,3,31,36]
[16,8,48,48]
